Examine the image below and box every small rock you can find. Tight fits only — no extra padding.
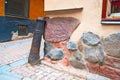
[72,50,82,60]
[46,49,64,60]
[69,56,86,69]
[66,41,78,50]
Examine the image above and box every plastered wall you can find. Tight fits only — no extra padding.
[45,0,120,41]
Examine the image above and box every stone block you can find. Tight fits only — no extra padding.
[44,17,80,42]
[87,62,120,80]
[104,56,120,69]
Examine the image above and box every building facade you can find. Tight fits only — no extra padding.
[0,0,45,42]
[45,0,120,41]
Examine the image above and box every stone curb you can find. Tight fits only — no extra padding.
[41,61,111,80]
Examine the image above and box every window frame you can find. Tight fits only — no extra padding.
[101,0,120,24]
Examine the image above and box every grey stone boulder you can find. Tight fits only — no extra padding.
[83,44,104,65]
[81,32,100,46]
[103,32,120,58]
[46,49,64,60]
[66,41,78,50]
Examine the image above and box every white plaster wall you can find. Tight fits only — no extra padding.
[45,0,120,41]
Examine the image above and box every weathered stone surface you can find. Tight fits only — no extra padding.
[104,56,120,69]
[72,50,82,60]
[45,17,80,42]
[83,44,104,65]
[46,49,65,60]
[81,32,100,46]
[69,56,86,69]
[87,62,120,80]
[68,49,86,69]
[103,32,120,58]
[66,41,78,50]
[44,41,55,55]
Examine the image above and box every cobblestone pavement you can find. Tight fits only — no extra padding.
[8,63,84,80]
[0,38,85,80]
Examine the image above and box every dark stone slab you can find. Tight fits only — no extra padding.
[44,41,55,55]
[44,17,80,42]
[81,32,100,46]
[46,49,65,60]
[103,32,120,58]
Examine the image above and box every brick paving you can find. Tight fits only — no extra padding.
[0,38,85,80]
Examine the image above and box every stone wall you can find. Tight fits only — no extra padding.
[44,17,120,80]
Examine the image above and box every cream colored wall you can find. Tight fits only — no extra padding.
[45,0,120,41]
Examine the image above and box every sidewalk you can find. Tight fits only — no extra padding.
[0,38,85,80]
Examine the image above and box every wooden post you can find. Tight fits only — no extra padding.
[28,17,46,65]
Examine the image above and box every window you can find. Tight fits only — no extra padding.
[5,0,29,18]
[101,0,120,24]
[18,25,28,36]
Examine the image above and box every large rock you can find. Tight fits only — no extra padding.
[80,32,104,64]
[103,32,120,58]
[83,44,104,65]
[46,49,65,60]
[45,17,80,42]
[81,32,100,46]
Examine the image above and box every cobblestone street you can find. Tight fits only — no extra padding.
[0,38,85,80]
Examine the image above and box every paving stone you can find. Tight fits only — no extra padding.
[0,74,21,80]
[0,65,11,73]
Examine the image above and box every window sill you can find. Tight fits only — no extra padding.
[101,19,120,24]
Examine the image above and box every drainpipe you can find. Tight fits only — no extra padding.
[28,17,46,65]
